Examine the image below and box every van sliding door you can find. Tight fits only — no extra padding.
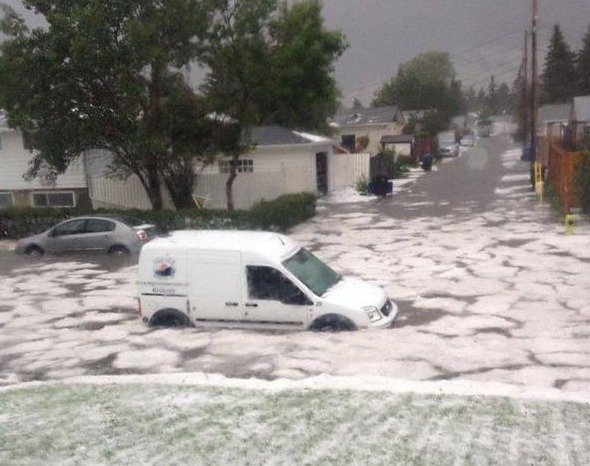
[187,252,243,323]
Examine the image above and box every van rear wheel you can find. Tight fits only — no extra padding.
[310,315,356,332]
[150,309,192,328]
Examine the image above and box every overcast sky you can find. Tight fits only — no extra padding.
[3,0,590,106]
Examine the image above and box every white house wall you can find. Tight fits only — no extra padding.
[196,145,319,210]
[0,130,86,190]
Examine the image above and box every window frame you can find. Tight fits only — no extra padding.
[31,191,76,208]
[219,158,254,174]
[85,218,116,233]
[0,192,14,207]
[246,265,312,305]
[51,219,88,237]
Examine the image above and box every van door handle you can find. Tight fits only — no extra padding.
[245,303,258,308]
[225,302,239,307]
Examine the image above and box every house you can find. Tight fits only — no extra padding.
[380,134,415,157]
[569,95,590,146]
[328,105,405,156]
[0,113,90,209]
[538,103,572,138]
[86,126,370,211]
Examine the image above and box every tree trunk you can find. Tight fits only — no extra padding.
[137,168,164,210]
[225,153,239,211]
[164,173,196,210]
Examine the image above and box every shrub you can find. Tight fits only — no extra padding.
[390,160,410,179]
[397,154,418,168]
[0,192,317,239]
[354,175,369,195]
[248,192,317,231]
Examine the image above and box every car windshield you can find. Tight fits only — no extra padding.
[282,248,342,297]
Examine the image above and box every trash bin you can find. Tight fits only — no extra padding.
[370,175,392,196]
[421,153,433,171]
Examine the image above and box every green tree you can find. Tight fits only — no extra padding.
[352,98,363,110]
[263,0,347,131]
[0,0,213,210]
[487,75,498,114]
[372,51,462,121]
[577,24,590,95]
[542,24,577,104]
[202,0,346,210]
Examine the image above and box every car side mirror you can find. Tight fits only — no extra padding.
[48,229,56,237]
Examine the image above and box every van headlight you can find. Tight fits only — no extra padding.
[363,306,382,323]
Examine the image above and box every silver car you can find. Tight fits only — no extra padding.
[15,215,158,257]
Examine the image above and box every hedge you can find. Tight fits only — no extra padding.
[0,192,317,239]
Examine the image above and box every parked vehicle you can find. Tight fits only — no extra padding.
[137,231,398,331]
[460,135,475,147]
[15,215,157,257]
[437,132,459,157]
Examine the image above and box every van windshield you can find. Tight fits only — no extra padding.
[283,248,342,297]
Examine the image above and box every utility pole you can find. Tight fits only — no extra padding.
[523,29,529,143]
[530,0,539,163]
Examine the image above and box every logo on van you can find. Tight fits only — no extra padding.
[153,256,175,278]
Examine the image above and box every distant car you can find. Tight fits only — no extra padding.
[460,135,475,147]
[15,215,158,257]
[439,142,459,157]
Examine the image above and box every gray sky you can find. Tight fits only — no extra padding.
[3,0,590,106]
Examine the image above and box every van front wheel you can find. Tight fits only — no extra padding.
[309,314,356,332]
[150,309,192,328]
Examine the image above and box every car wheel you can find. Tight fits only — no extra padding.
[25,245,45,257]
[107,245,130,257]
[310,315,356,332]
[150,310,191,328]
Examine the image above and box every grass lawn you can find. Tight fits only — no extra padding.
[0,384,588,465]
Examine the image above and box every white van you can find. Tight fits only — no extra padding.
[137,231,398,331]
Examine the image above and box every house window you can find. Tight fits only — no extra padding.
[219,159,254,174]
[32,191,76,208]
[0,192,14,207]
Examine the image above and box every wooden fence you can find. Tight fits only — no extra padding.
[547,139,584,213]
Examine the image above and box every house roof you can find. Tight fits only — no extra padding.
[330,105,402,127]
[539,103,572,124]
[573,96,590,122]
[248,126,317,146]
[381,134,414,144]
[402,109,426,121]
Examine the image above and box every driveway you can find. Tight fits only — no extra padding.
[1,134,589,393]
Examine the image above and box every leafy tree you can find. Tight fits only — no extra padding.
[476,88,487,110]
[372,51,462,120]
[0,0,213,210]
[202,0,346,210]
[487,75,498,114]
[542,24,577,104]
[262,0,347,131]
[352,98,364,110]
[497,82,512,114]
[577,24,590,95]
[464,86,477,112]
